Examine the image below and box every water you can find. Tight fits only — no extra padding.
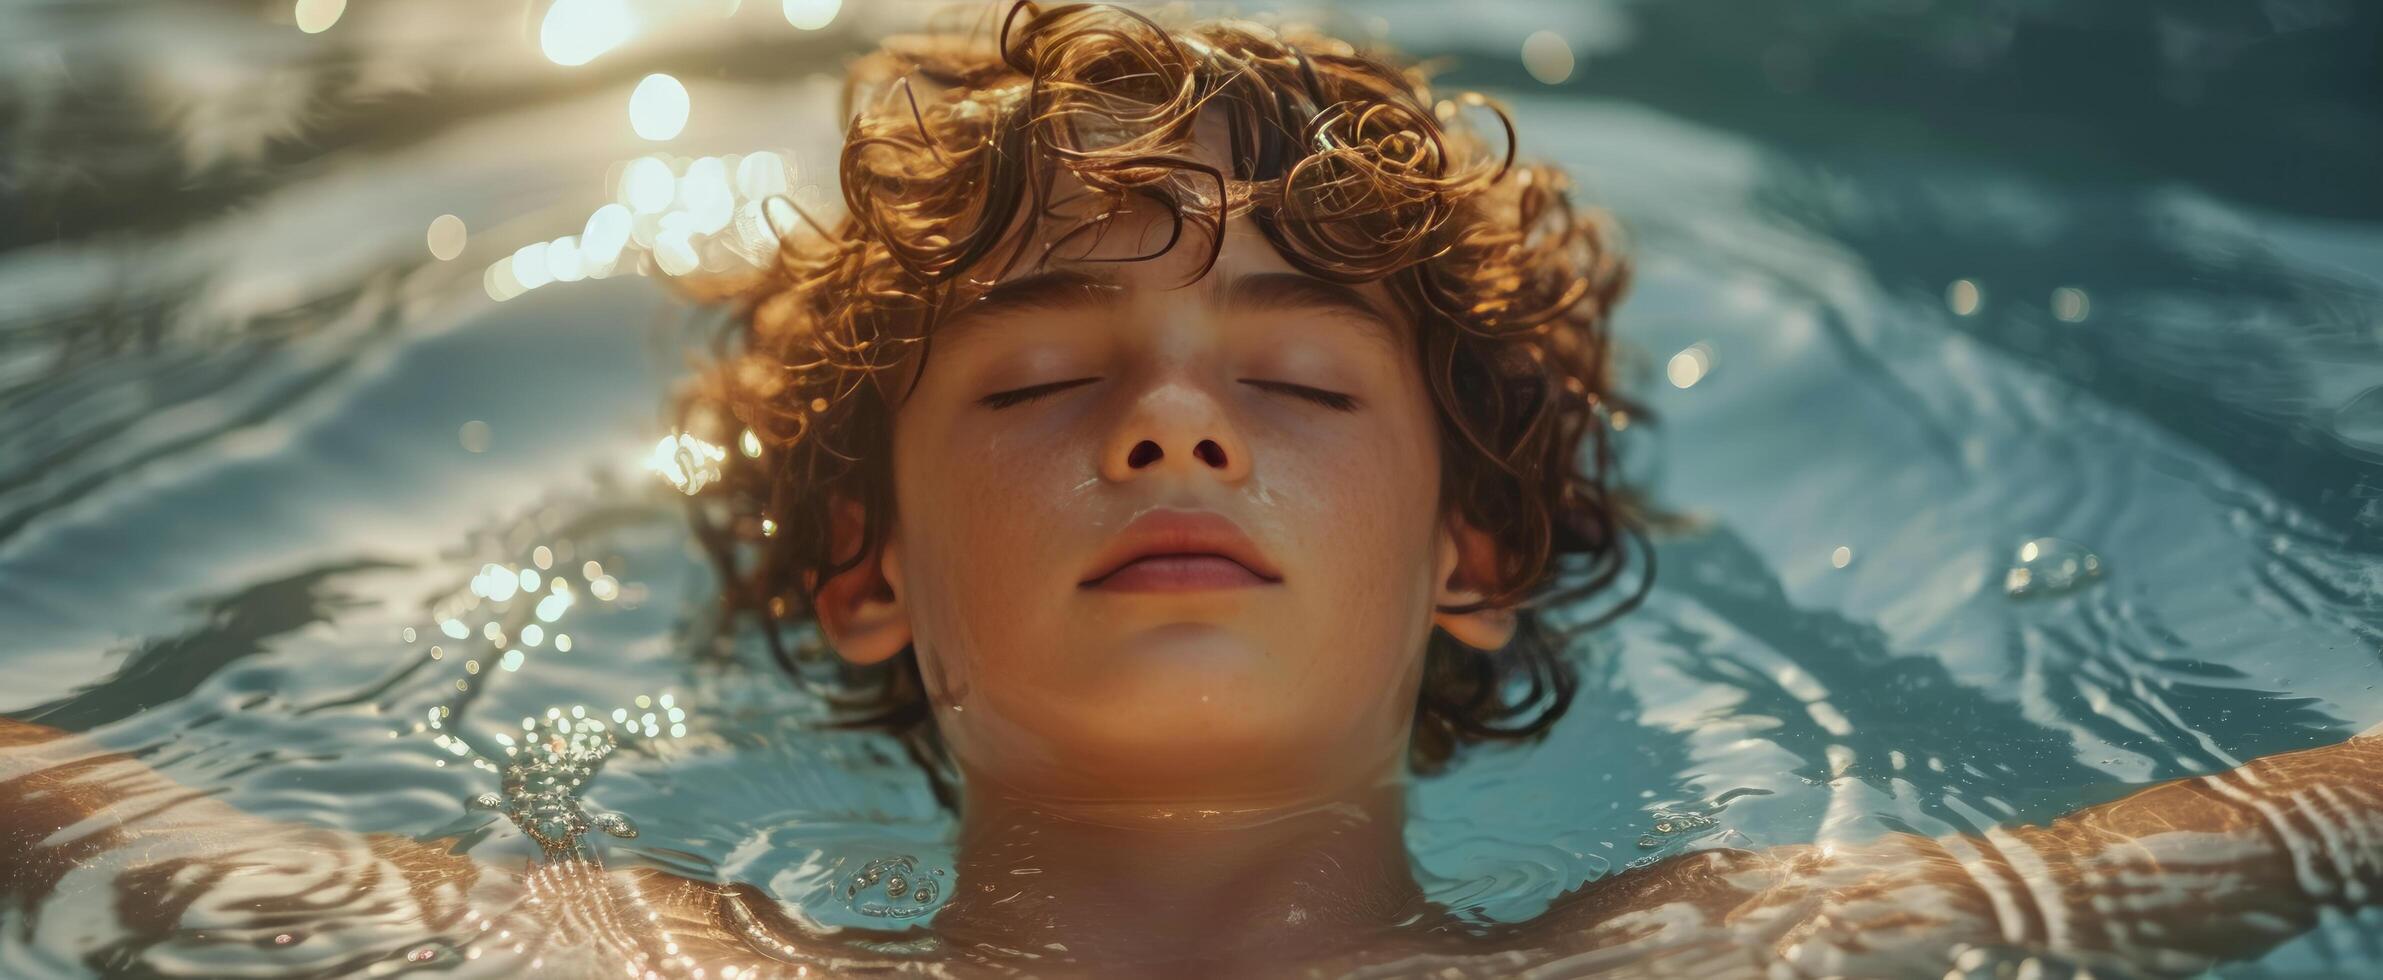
[5,1,2381,976]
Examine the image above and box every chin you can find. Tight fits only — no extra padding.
[1048,679,1383,796]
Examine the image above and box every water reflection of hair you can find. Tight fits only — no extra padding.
[678,1,1651,810]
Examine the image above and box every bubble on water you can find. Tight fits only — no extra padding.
[592,812,639,839]
[845,856,944,918]
[2003,537,2104,598]
[469,714,625,855]
[1635,809,1719,850]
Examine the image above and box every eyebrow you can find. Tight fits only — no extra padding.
[933,267,1405,351]
[1215,272,1404,349]
[940,268,1126,338]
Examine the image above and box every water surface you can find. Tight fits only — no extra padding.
[4,1,2381,976]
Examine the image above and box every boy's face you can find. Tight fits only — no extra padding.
[818,165,1514,804]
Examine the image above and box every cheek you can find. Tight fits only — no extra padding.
[1264,400,1444,666]
[889,413,1083,667]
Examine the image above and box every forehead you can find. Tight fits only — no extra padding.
[930,188,1411,357]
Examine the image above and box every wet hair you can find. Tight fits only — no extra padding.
[682,2,1648,809]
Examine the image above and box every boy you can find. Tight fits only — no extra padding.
[7,4,2383,978]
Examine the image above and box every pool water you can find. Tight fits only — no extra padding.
[5,1,2381,976]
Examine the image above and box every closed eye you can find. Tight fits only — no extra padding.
[1241,379,1359,411]
[979,377,1100,409]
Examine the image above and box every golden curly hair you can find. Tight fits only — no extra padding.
[682,1,1648,808]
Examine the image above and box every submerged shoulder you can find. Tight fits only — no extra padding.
[1532,846,1789,933]
[589,865,944,975]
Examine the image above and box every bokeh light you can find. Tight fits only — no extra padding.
[653,223,700,276]
[459,420,493,454]
[293,0,345,34]
[622,156,677,213]
[582,204,634,266]
[679,156,734,234]
[1666,342,1713,389]
[512,242,555,289]
[735,151,790,198]
[629,73,690,142]
[546,235,587,283]
[1946,278,1982,316]
[2052,286,2091,322]
[783,0,842,30]
[427,214,468,261]
[644,433,726,494]
[541,0,636,67]
[1521,31,1574,85]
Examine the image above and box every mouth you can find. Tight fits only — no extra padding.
[1083,553,1278,592]
[1079,509,1285,593]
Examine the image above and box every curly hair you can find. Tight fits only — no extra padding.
[681,1,1649,810]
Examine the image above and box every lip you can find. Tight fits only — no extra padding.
[1079,508,1284,591]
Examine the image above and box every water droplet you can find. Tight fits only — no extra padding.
[1635,809,1718,850]
[2004,537,2104,598]
[593,812,638,838]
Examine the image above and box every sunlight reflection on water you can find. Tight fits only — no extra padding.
[4,0,2382,976]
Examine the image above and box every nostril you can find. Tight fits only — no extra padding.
[1193,439,1227,468]
[1127,440,1163,469]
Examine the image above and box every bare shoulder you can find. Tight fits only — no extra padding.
[588,865,956,975]
[0,717,903,975]
[1517,846,1794,946]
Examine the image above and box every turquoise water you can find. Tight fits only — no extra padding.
[5,1,2382,976]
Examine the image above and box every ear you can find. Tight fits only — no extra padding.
[808,498,912,666]
[1430,512,1519,652]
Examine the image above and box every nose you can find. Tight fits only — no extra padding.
[1099,379,1253,486]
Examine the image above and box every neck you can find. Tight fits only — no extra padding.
[932,766,1433,972]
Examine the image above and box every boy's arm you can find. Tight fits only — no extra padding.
[0,716,813,974]
[1530,724,2383,977]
